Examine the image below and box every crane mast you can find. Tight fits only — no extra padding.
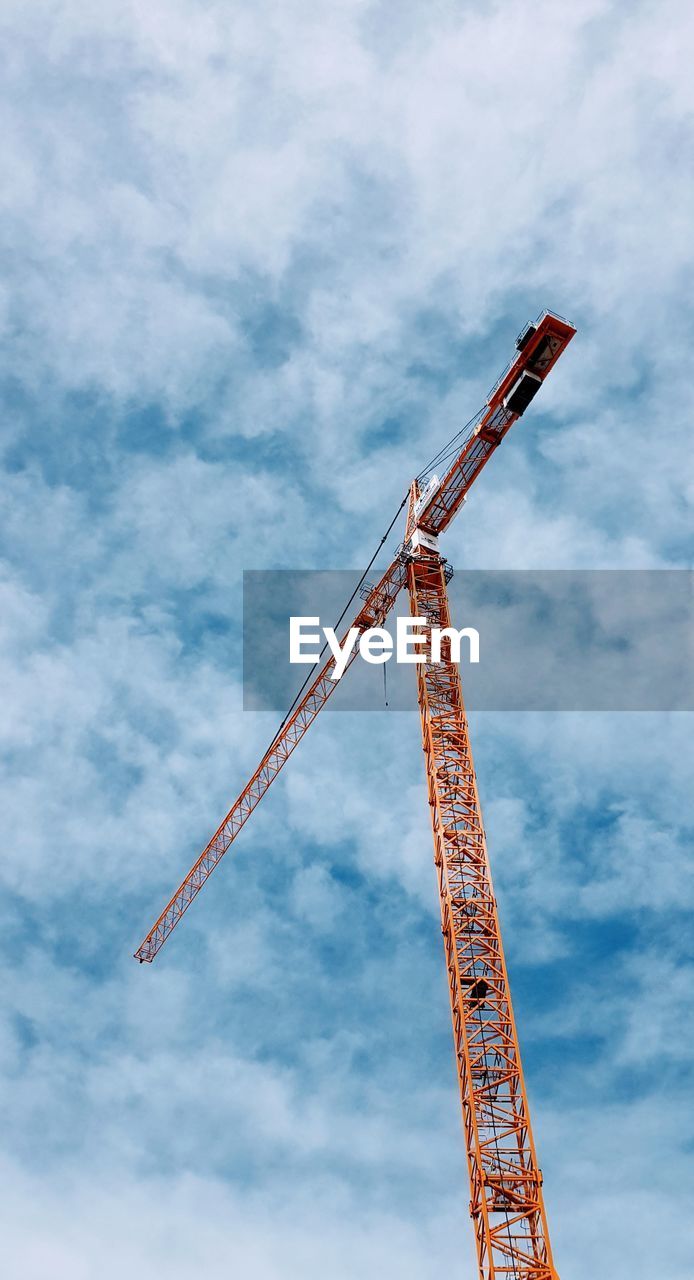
[134,309,576,1279]
[408,506,556,1279]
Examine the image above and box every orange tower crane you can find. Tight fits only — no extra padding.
[135,310,576,1280]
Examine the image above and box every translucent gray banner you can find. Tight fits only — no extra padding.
[243,570,693,712]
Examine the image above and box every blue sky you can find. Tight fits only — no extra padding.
[1,1,693,1276]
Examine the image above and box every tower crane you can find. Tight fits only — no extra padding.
[135,310,576,1280]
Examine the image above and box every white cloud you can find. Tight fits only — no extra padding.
[1,1,693,1276]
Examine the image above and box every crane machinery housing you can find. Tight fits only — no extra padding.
[135,309,576,1280]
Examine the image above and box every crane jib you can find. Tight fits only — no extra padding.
[134,309,575,963]
[414,311,576,537]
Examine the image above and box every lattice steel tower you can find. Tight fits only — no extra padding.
[135,311,576,1280]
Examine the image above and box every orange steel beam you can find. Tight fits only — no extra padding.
[417,311,575,537]
[135,310,575,964]
[134,557,407,961]
[408,537,558,1280]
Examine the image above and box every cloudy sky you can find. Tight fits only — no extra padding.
[1,1,693,1276]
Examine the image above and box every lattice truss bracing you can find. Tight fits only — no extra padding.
[136,310,574,965]
[408,548,557,1280]
[135,558,408,961]
[133,310,577,1276]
